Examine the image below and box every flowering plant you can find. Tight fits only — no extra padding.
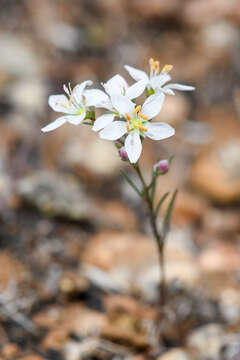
[42,58,195,307]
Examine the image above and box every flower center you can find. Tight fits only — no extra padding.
[125,105,148,134]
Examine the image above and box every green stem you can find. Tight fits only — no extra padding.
[133,163,166,307]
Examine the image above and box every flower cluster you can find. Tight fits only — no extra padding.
[42,58,195,163]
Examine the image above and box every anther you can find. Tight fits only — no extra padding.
[125,113,131,120]
[138,113,148,120]
[133,105,142,114]
[150,58,155,72]
[137,124,147,132]
[162,64,173,73]
[155,61,160,74]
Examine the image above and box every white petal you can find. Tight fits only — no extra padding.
[48,95,75,114]
[111,94,135,115]
[99,121,127,140]
[125,79,147,100]
[67,112,86,125]
[161,88,175,95]
[92,113,115,132]
[104,74,128,97]
[146,122,175,140]
[84,89,113,110]
[150,74,171,89]
[124,65,149,82]
[125,131,142,164]
[41,116,66,132]
[164,83,195,91]
[141,93,165,119]
[74,80,93,101]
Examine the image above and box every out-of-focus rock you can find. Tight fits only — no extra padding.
[64,339,99,360]
[187,323,224,359]
[1,343,20,359]
[129,0,180,19]
[203,208,240,236]
[17,170,136,230]
[59,126,122,179]
[0,33,42,77]
[157,348,190,360]
[191,140,240,203]
[161,191,207,227]
[158,94,190,128]
[0,251,30,291]
[200,21,239,57]
[199,243,240,273]
[102,294,154,348]
[37,304,106,350]
[17,171,93,221]
[10,79,47,113]
[182,0,240,27]
[82,229,199,300]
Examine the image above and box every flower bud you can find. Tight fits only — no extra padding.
[154,159,169,174]
[119,147,129,161]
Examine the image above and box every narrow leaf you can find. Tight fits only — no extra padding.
[155,191,170,217]
[162,189,178,238]
[121,170,142,198]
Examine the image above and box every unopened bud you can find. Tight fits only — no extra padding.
[154,159,169,174]
[119,147,129,161]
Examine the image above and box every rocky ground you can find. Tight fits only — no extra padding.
[0,0,240,359]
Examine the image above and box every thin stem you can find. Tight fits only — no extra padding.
[133,163,166,307]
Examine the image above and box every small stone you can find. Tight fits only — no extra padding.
[2,343,20,358]
[0,33,42,77]
[17,171,93,221]
[157,348,190,360]
[191,140,240,203]
[187,324,224,359]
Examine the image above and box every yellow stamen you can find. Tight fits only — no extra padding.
[137,124,147,132]
[126,119,130,132]
[155,61,160,74]
[125,113,130,120]
[61,103,67,108]
[150,58,155,72]
[138,113,148,120]
[162,64,173,73]
[69,94,73,106]
[133,105,142,114]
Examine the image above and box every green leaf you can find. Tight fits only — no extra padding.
[155,191,170,217]
[120,170,142,198]
[162,189,178,238]
[168,155,175,164]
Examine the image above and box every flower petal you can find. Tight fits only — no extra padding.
[84,89,113,110]
[41,116,67,132]
[104,74,128,97]
[99,121,127,140]
[125,79,147,100]
[141,93,165,119]
[125,131,142,164]
[67,112,86,125]
[164,83,195,91]
[124,65,149,82]
[48,95,75,114]
[146,122,175,140]
[111,94,135,115]
[74,80,93,101]
[150,74,171,89]
[92,113,115,132]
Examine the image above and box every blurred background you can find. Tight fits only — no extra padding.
[0,0,240,359]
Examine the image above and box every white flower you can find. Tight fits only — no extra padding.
[41,80,92,132]
[84,74,147,132]
[99,93,175,164]
[124,58,195,95]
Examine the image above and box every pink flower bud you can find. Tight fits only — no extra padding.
[119,147,129,161]
[154,159,169,174]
